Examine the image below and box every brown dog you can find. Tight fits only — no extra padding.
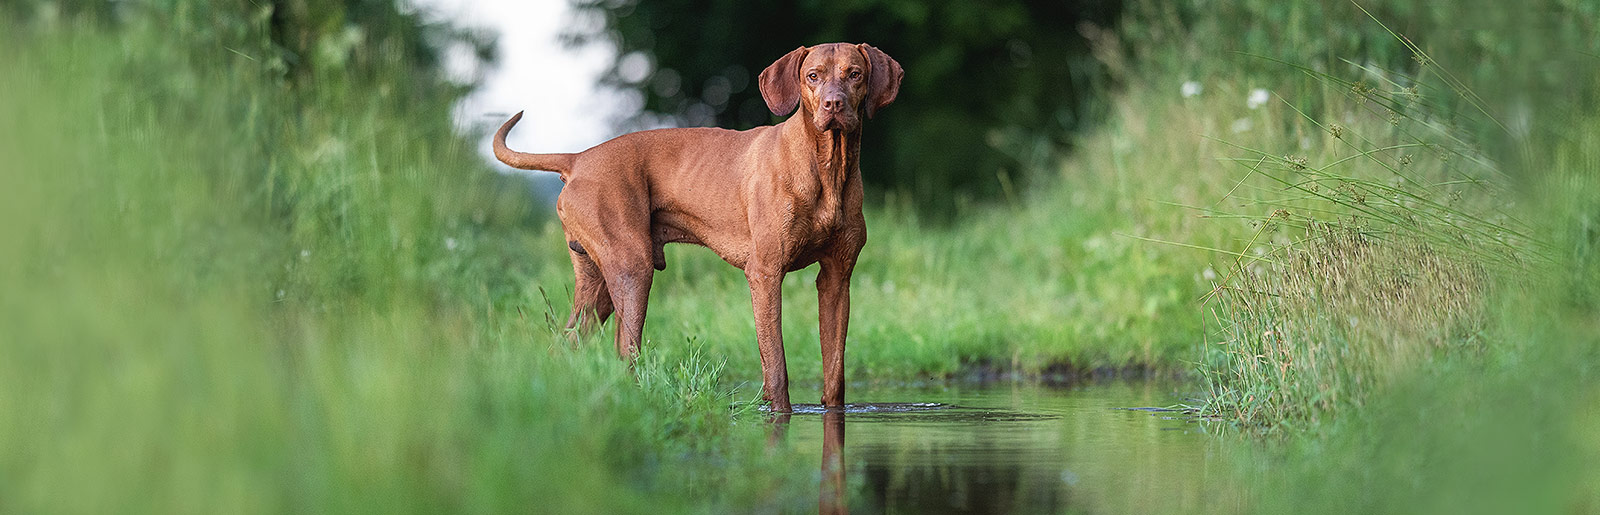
[493,43,903,412]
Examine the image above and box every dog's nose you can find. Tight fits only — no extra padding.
[821,96,845,113]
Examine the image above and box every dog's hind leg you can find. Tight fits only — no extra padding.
[566,246,614,336]
[601,252,654,360]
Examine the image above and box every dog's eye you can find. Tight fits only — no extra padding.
[807,72,819,82]
[849,70,861,80]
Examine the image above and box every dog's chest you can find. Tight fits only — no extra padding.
[785,182,849,237]
[790,163,854,229]
[780,195,859,269]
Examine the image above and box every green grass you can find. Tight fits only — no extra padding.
[1186,61,1529,429]
[1154,3,1600,512]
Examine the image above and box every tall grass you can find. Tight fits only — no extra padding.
[1131,1,1600,511]
[1191,57,1535,428]
[1037,0,1586,436]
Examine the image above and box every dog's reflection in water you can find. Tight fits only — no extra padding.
[769,410,848,515]
[819,410,846,515]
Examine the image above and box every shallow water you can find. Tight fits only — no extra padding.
[774,382,1226,514]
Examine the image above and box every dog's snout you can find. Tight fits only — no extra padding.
[820,95,845,113]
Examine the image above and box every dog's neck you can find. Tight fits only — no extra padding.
[782,111,861,227]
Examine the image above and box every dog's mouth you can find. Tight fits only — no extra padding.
[814,114,858,133]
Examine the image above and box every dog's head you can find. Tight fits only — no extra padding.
[759,43,904,133]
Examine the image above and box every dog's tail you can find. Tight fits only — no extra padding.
[493,111,575,175]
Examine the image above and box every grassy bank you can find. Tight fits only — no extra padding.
[1122,1,1600,512]
[1128,2,1593,435]
[1190,58,1533,429]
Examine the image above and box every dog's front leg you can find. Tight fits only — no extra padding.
[817,254,856,408]
[746,267,791,412]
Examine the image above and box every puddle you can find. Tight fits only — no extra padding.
[782,402,1061,423]
[771,381,1216,514]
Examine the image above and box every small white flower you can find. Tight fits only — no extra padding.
[1202,267,1217,281]
[1230,117,1253,133]
[300,249,310,259]
[276,289,285,299]
[445,237,459,251]
[1181,81,1202,98]
[1247,88,1270,109]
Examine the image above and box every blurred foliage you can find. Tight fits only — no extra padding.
[1121,0,1600,162]
[0,0,496,104]
[0,0,542,303]
[566,0,1123,216]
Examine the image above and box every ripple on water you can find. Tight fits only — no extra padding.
[774,402,1061,423]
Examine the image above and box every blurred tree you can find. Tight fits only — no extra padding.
[566,0,1123,215]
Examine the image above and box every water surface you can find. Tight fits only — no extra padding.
[776,382,1228,514]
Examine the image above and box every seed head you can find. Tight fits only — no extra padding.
[1350,82,1373,104]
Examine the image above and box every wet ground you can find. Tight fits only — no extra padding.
[773,381,1225,514]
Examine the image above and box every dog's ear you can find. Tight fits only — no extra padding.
[759,46,808,117]
[857,43,904,119]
